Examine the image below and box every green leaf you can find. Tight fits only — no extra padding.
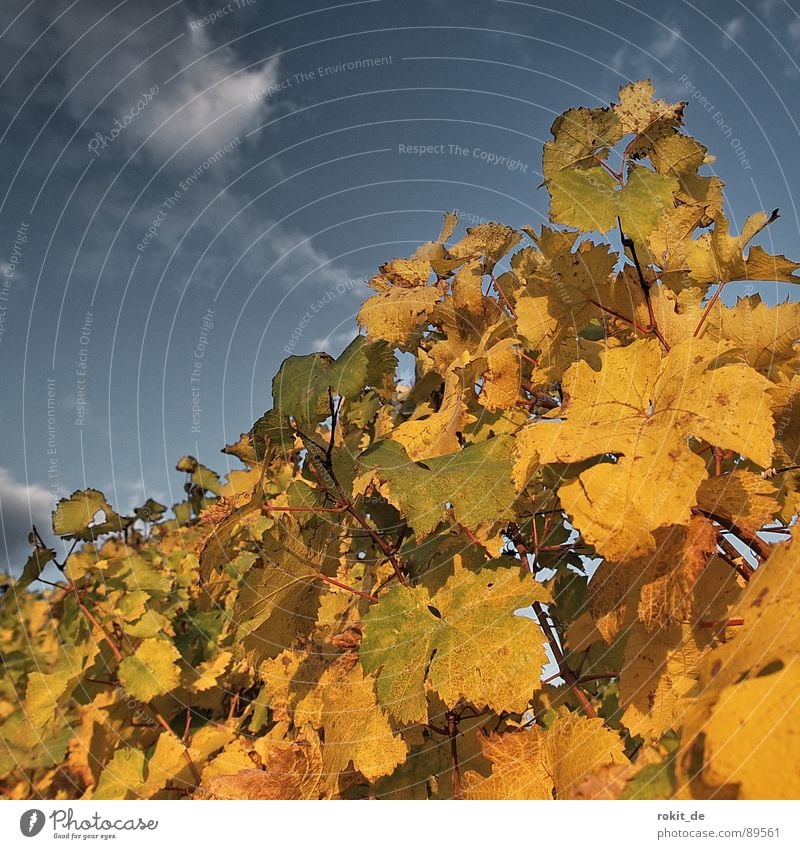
[52,489,132,541]
[231,523,337,665]
[360,559,550,723]
[355,435,517,538]
[117,638,182,702]
[549,165,678,242]
[2,548,56,605]
[120,553,172,595]
[272,336,397,433]
[24,641,99,731]
[134,498,167,522]
[92,747,147,800]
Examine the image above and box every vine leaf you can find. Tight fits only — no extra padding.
[117,638,181,702]
[678,529,800,796]
[355,435,517,538]
[705,294,800,382]
[92,748,146,800]
[514,337,775,560]
[231,522,339,665]
[319,658,407,782]
[24,640,100,731]
[619,623,705,742]
[548,165,678,243]
[360,559,550,724]
[271,335,397,432]
[52,489,131,540]
[462,709,627,799]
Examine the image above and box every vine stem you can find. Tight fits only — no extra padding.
[343,504,408,585]
[152,710,201,786]
[587,299,652,336]
[295,423,409,585]
[447,711,462,799]
[699,619,744,628]
[490,273,517,318]
[593,153,623,184]
[694,507,772,562]
[460,524,488,553]
[316,572,378,603]
[532,601,598,718]
[263,503,348,514]
[505,523,598,717]
[70,584,123,662]
[617,219,670,352]
[692,282,725,337]
[716,535,755,582]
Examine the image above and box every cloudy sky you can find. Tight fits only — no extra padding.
[2,0,800,570]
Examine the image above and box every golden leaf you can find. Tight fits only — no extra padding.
[462,710,626,799]
[514,338,775,560]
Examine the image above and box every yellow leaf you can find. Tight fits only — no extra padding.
[117,638,181,702]
[196,729,328,799]
[200,739,255,782]
[186,651,232,693]
[514,338,775,560]
[92,748,146,800]
[705,294,800,382]
[637,517,717,630]
[319,658,407,782]
[620,623,705,742]
[542,106,621,176]
[479,338,521,411]
[684,211,798,285]
[360,560,549,723]
[697,659,800,799]
[695,470,779,538]
[515,240,618,358]
[449,222,521,270]
[358,283,443,347]
[390,372,471,461]
[613,79,685,137]
[139,732,191,797]
[258,643,327,727]
[462,710,627,799]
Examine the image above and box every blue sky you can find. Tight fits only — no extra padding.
[2,0,800,569]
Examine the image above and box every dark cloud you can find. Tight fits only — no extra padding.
[0,468,53,575]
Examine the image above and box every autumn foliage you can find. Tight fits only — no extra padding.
[2,80,800,800]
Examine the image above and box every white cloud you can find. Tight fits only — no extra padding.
[54,2,280,167]
[126,27,281,164]
[0,468,53,574]
[649,26,683,62]
[609,23,686,91]
[723,17,745,49]
[789,18,800,48]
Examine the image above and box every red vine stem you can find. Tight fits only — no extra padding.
[152,710,202,786]
[692,281,725,337]
[70,585,123,662]
[490,273,517,318]
[316,572,378,603]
